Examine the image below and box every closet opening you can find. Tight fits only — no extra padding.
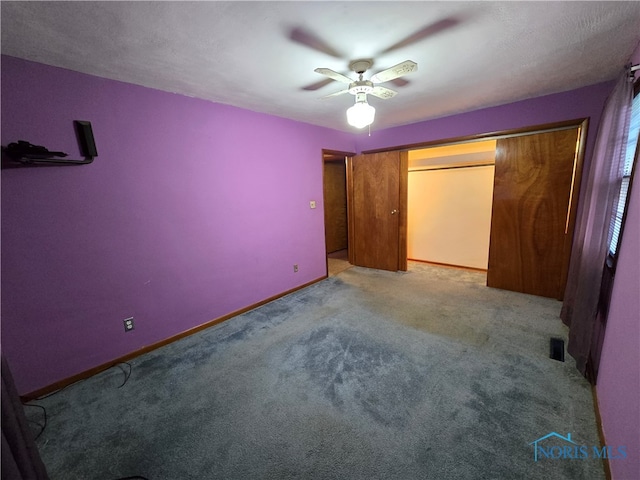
[407,140,497,272]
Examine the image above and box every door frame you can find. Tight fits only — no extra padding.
[361,118,589,156]
[322,149,356,276]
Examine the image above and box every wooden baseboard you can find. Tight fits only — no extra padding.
[591,385,612,480]
[407,258,488,273]
[21,276,326,402]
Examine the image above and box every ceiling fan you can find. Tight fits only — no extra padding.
[314,59,418,128]
[292,18,459,91]
[315,59,417,99]
[291,18,461,128]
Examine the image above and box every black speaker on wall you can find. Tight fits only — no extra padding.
[74,120,98,159]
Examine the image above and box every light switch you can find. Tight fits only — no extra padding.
[309,200,316,209]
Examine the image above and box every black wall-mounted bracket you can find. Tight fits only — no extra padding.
[1,120,98,168]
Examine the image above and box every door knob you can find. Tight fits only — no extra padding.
[391,209,399,215]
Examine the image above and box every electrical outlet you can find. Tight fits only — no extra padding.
[293,264,299,273]
[124,317,135,332]
[309,200,316,209]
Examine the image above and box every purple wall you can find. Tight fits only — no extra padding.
[1,55,355,394]
[596,42,640,480]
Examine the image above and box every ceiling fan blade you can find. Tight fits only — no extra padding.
[370,60,417,84]
[370,86,398,99]
[391,77,410,88]
[289,27,342,58]
[314,68,354,84]
[380,17,460,54]
[302,77,335,91]
[321,89,350,99]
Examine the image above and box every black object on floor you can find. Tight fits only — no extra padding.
[550,337,565,362]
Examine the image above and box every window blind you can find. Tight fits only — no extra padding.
[608,91,640,256]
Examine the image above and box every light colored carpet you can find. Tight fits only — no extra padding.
[26,263,604,479]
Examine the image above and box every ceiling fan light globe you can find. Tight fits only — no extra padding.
[347,102,375,129]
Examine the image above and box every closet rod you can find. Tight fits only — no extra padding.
[409,162,495,173]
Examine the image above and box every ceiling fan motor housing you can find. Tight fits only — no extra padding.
[348,80,374,95]
[349,59,373,75]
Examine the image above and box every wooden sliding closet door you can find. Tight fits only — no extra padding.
[487,127,582,299]
[348,151,408,272]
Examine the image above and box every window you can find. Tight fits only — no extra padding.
[607,86,640,258]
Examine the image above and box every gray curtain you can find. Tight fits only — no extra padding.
[1,354,50,480]
[561,68,634,377]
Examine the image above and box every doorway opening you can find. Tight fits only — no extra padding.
[322,149,355,277]
[407,140,497,272]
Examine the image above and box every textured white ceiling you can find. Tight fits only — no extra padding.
[2,1,640,132]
